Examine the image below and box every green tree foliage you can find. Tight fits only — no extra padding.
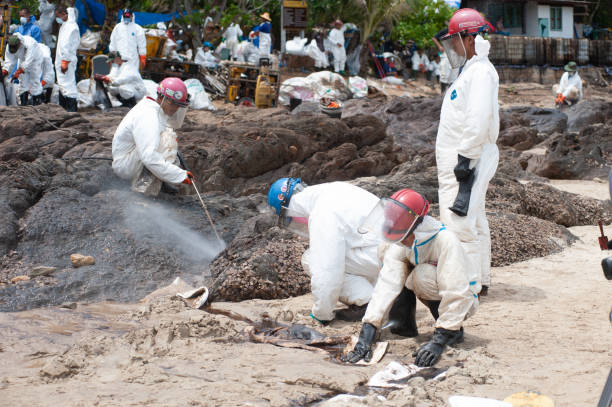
[393,0,453,48]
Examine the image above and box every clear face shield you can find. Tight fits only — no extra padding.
[358,198,424,243]
[159,95,189,129]
[441,32,468,69]
[277,183,308,238]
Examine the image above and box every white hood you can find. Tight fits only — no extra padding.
[475,35,490,58]
[412,216,445,247]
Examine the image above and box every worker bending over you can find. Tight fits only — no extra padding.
[112,77,193,196]
[95,51,146,107]
[267,179,382,324]
[345,188,479,367]
[554,61,582,107]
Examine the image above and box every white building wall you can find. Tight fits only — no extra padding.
[538,5,574,38]
[525,1,539,36]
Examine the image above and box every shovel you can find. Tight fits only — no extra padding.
[598,220,609,251]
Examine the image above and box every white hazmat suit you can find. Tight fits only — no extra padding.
[363,216,479,331]
[106,62,146,101]
[40,43,55,89]
[288,182,382,321]
[112,97,187,186]
[38,0,56,48]
[194,48,218,69]
[109,16,147,71]
[412,52,430,72]
[224,23,243,59]
[439,52,458,85]
[553,71,582,103]
[328,27,346,73]
[436,35,499,288]
[2,33,43,97]
[55,8,80,99]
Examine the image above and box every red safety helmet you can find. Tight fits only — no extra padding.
[445,8,488,38]
[157,77,189,107]
[378,189,429,243]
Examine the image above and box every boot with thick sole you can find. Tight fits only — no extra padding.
[388,287,418,337]
[32,94,42,106]
[58,92,66,109]
[19,92,29,106]
[66,97,78,112]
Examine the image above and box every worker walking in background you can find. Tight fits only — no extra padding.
[109,9,147,72]
[223,20,243,60]
[554,61,582,107]
[16,8,42,42]
[2,34,44,105]
[328,19,346,74]
[55,6,80,112]
[254,12,272,58]
[345,189,479,367]
[39,42,55,103]
[112,77,193,196]
[266,179,382,324]
[38,0,56,48]
[436,8,500,295]
[95,52,146,107]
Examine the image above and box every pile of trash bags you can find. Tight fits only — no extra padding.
[285,36,329,68]
[278,71,367,105]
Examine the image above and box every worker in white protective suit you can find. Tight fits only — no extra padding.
[553,61,582,106]
[95,51,146,107]
[40,43,55,103]
[223,21,243,60]
[2,33,44,105]
[328,20,347,74]
[253,12,272,60]
[266,178,383,324]
[437,8,499,296]
[55,6,80,112]
[38,0,56,48]
[109,9,147,72]
[112,77,194,196]
[194,42,218,69]
[344,188,479,367]
[411,47,429,80]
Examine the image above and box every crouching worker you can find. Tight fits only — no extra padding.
[554,61,582,107]
[112,77,193,196]
[344,188,480,367]
[95,51,146,108]
[267,179,382,324]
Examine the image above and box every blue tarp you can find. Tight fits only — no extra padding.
[74,0,185,35]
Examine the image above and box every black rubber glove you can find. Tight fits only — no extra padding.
[342,323,377,363]
[453,154,473,182]
[413,327,463,367]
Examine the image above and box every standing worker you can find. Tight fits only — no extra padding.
[40,42,55,103]
[55,6,80,112]
[267,179,383,324]
[253,12,272,59]
[345,189,479,367]
[328,19,346,74]
[411,47,429,81]
[16,8,42,42]
[112,77,193,196]
[2,34,44,105]
[38,0,56,48]
[553,61,582,107]
[223,20,243,60]
[109,9,147,72]
[436,8,499,295]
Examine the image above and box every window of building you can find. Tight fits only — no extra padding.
[488,3,523,30]
[551,7,562,31]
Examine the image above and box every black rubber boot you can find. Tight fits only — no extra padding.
[425,300,441,320]
[58,92,66,109]
[335,304,368,322]
[32,94,42,106]
[43,87,52,103]
[19,92,29,106]
[480,285,489,297]
[66,97,77,112]
[388,287,418,337]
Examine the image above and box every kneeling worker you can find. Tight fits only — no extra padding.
[112,77,193,195]
[554,61,582,107]
[345,188,479,367]
[267,179,382,324]
[95,52,146,108]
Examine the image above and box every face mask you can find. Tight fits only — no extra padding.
[20,17,27,25]
[123,18,131,24]
[56,17,63,25]
[112,64,119,69]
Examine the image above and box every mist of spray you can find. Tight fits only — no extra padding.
[125,198,226,263]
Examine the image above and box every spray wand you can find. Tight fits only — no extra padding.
[177,151,223,244]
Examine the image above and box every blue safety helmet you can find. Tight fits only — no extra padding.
[267,177,302,215]
[203,41,213,49]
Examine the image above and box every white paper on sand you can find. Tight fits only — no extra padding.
[176,285,209,309]
[367,361,448,388]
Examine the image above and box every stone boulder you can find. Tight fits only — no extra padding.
[566,99,612,132]
[504,106,567,134]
